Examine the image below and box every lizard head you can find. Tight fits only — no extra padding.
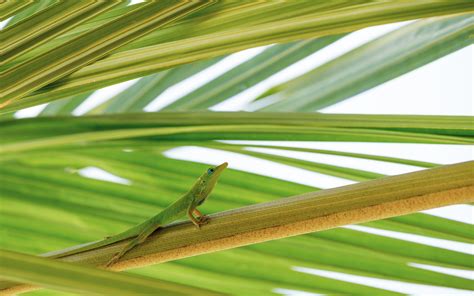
[196,162,228,205]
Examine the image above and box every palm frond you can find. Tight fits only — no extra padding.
[0,2,472,295]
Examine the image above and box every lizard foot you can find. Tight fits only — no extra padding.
[105,253,121,267]
[191,217,209,229]
[198,215,210,224]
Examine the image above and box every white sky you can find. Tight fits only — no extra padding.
[322,45,473,115]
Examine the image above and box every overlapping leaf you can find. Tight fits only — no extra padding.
[2,1,472,113]
[0,1,210,107]
[252,14,474,111]
[0,1,119,64]
[0,0,34,21]
[162,36,343,111]
[0,249,220,295]
[31,13,473,117]
[1,113,472,159]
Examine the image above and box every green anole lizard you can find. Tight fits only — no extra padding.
[48,162,228,267]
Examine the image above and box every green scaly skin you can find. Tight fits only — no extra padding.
[44,162,228,266]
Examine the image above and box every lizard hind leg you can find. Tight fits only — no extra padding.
[106,225,159,267]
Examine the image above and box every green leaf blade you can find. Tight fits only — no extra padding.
[0,1,211,107]
[256,14,474,111]
[0,249,221,295]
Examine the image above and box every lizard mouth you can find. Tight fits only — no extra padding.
[210,162,228,180]
[216,162,228,171]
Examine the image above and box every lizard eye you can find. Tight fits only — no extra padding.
[207,168,214,175]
